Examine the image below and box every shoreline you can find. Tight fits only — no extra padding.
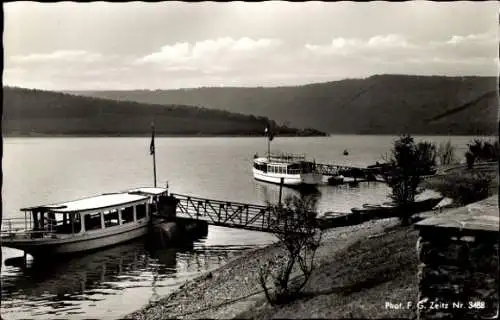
[2,133,329,138]
[124,217,404,320]
[3,133,496,138]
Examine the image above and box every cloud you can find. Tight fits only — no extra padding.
[137,37,283,70]
[10,50,106,63]
[305,34,414,56]
[306,32,497,65]
[445,31,496,45]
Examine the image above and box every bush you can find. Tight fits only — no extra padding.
[465,139,499,168]
[258,194,322,304]
[384,135,436,225]
[429,172,493,206]
[437,140,457,166]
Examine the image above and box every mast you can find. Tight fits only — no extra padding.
[265,124,274,160]
[150,122,157,188]
[267,135,271,160]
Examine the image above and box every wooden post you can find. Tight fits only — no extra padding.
[278,177,284,206]
[100,212,105,229]
[267,137,271,160]
[151,123,157,188]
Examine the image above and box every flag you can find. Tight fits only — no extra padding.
[150,126,155,155]
[265,125,274,141]
[268,131,274,141]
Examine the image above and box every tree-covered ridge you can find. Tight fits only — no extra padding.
[71,74,498,135]
[2,87,327,137]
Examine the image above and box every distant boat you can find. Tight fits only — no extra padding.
[252,153,323,186]
[327,175,344,185]
[343,149,349,156]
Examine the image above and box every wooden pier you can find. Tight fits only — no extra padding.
[314,163,376,179]
[169,193,315,234]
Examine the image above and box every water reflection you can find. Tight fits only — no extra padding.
[254,178,392,214]
[254,180,322,205]
[3,239,168,299]
[1,236,248,318]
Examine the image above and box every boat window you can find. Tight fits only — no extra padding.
[84,213,103,231]
[255,163,267,173]
[136,204,147,220]
[104,209,120,228]
[121,207,134,224]
[287,164,299,174]
[254,163,268,172]
[302,162,312,173]
[47,213,81,234]
[73,214,82,233]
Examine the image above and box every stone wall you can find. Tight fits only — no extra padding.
[416,230,498,319]
[415,195,499,320]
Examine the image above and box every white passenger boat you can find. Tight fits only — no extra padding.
[252,153,324,186]
[1,187,169,256]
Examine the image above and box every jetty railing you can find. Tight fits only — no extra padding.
[0,218,57,238]
[267,153,307,163]
[170,193,313,234]
[314,163,371,177]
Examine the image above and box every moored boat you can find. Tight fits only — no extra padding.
[351,197,444,220]
[1,187,169,256]
[327,175,344,185]
[252,153,324,186]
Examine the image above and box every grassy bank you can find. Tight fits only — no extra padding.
[240,223,419,319]
[422,162,498,207]
[125,217,422,319]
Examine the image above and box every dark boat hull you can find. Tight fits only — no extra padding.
[351,197,444,220]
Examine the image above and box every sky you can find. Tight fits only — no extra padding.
[3,1,499,90]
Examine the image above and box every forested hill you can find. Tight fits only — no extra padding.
[71,74,499,135]
[2,87,326,137]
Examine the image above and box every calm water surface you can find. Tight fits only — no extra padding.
[1,135,483,319]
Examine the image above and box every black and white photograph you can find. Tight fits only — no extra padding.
[1,1,498,319]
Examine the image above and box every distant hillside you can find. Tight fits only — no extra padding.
[2,87,326,137]
[71,74,499,135]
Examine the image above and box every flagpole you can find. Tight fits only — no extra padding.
[267,136,270,160]
[151,123,157,188]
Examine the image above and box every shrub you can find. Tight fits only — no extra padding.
[384,135,436,225]
[465,139,499,168]
[258,194,322,304]
[437,140,457,166]
[429,172,493,206]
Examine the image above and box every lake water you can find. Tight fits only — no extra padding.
[0,135,483,319]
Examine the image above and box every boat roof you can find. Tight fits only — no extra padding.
[21,193,150,213]
[127,187,168,195]
[254,156,308,165]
